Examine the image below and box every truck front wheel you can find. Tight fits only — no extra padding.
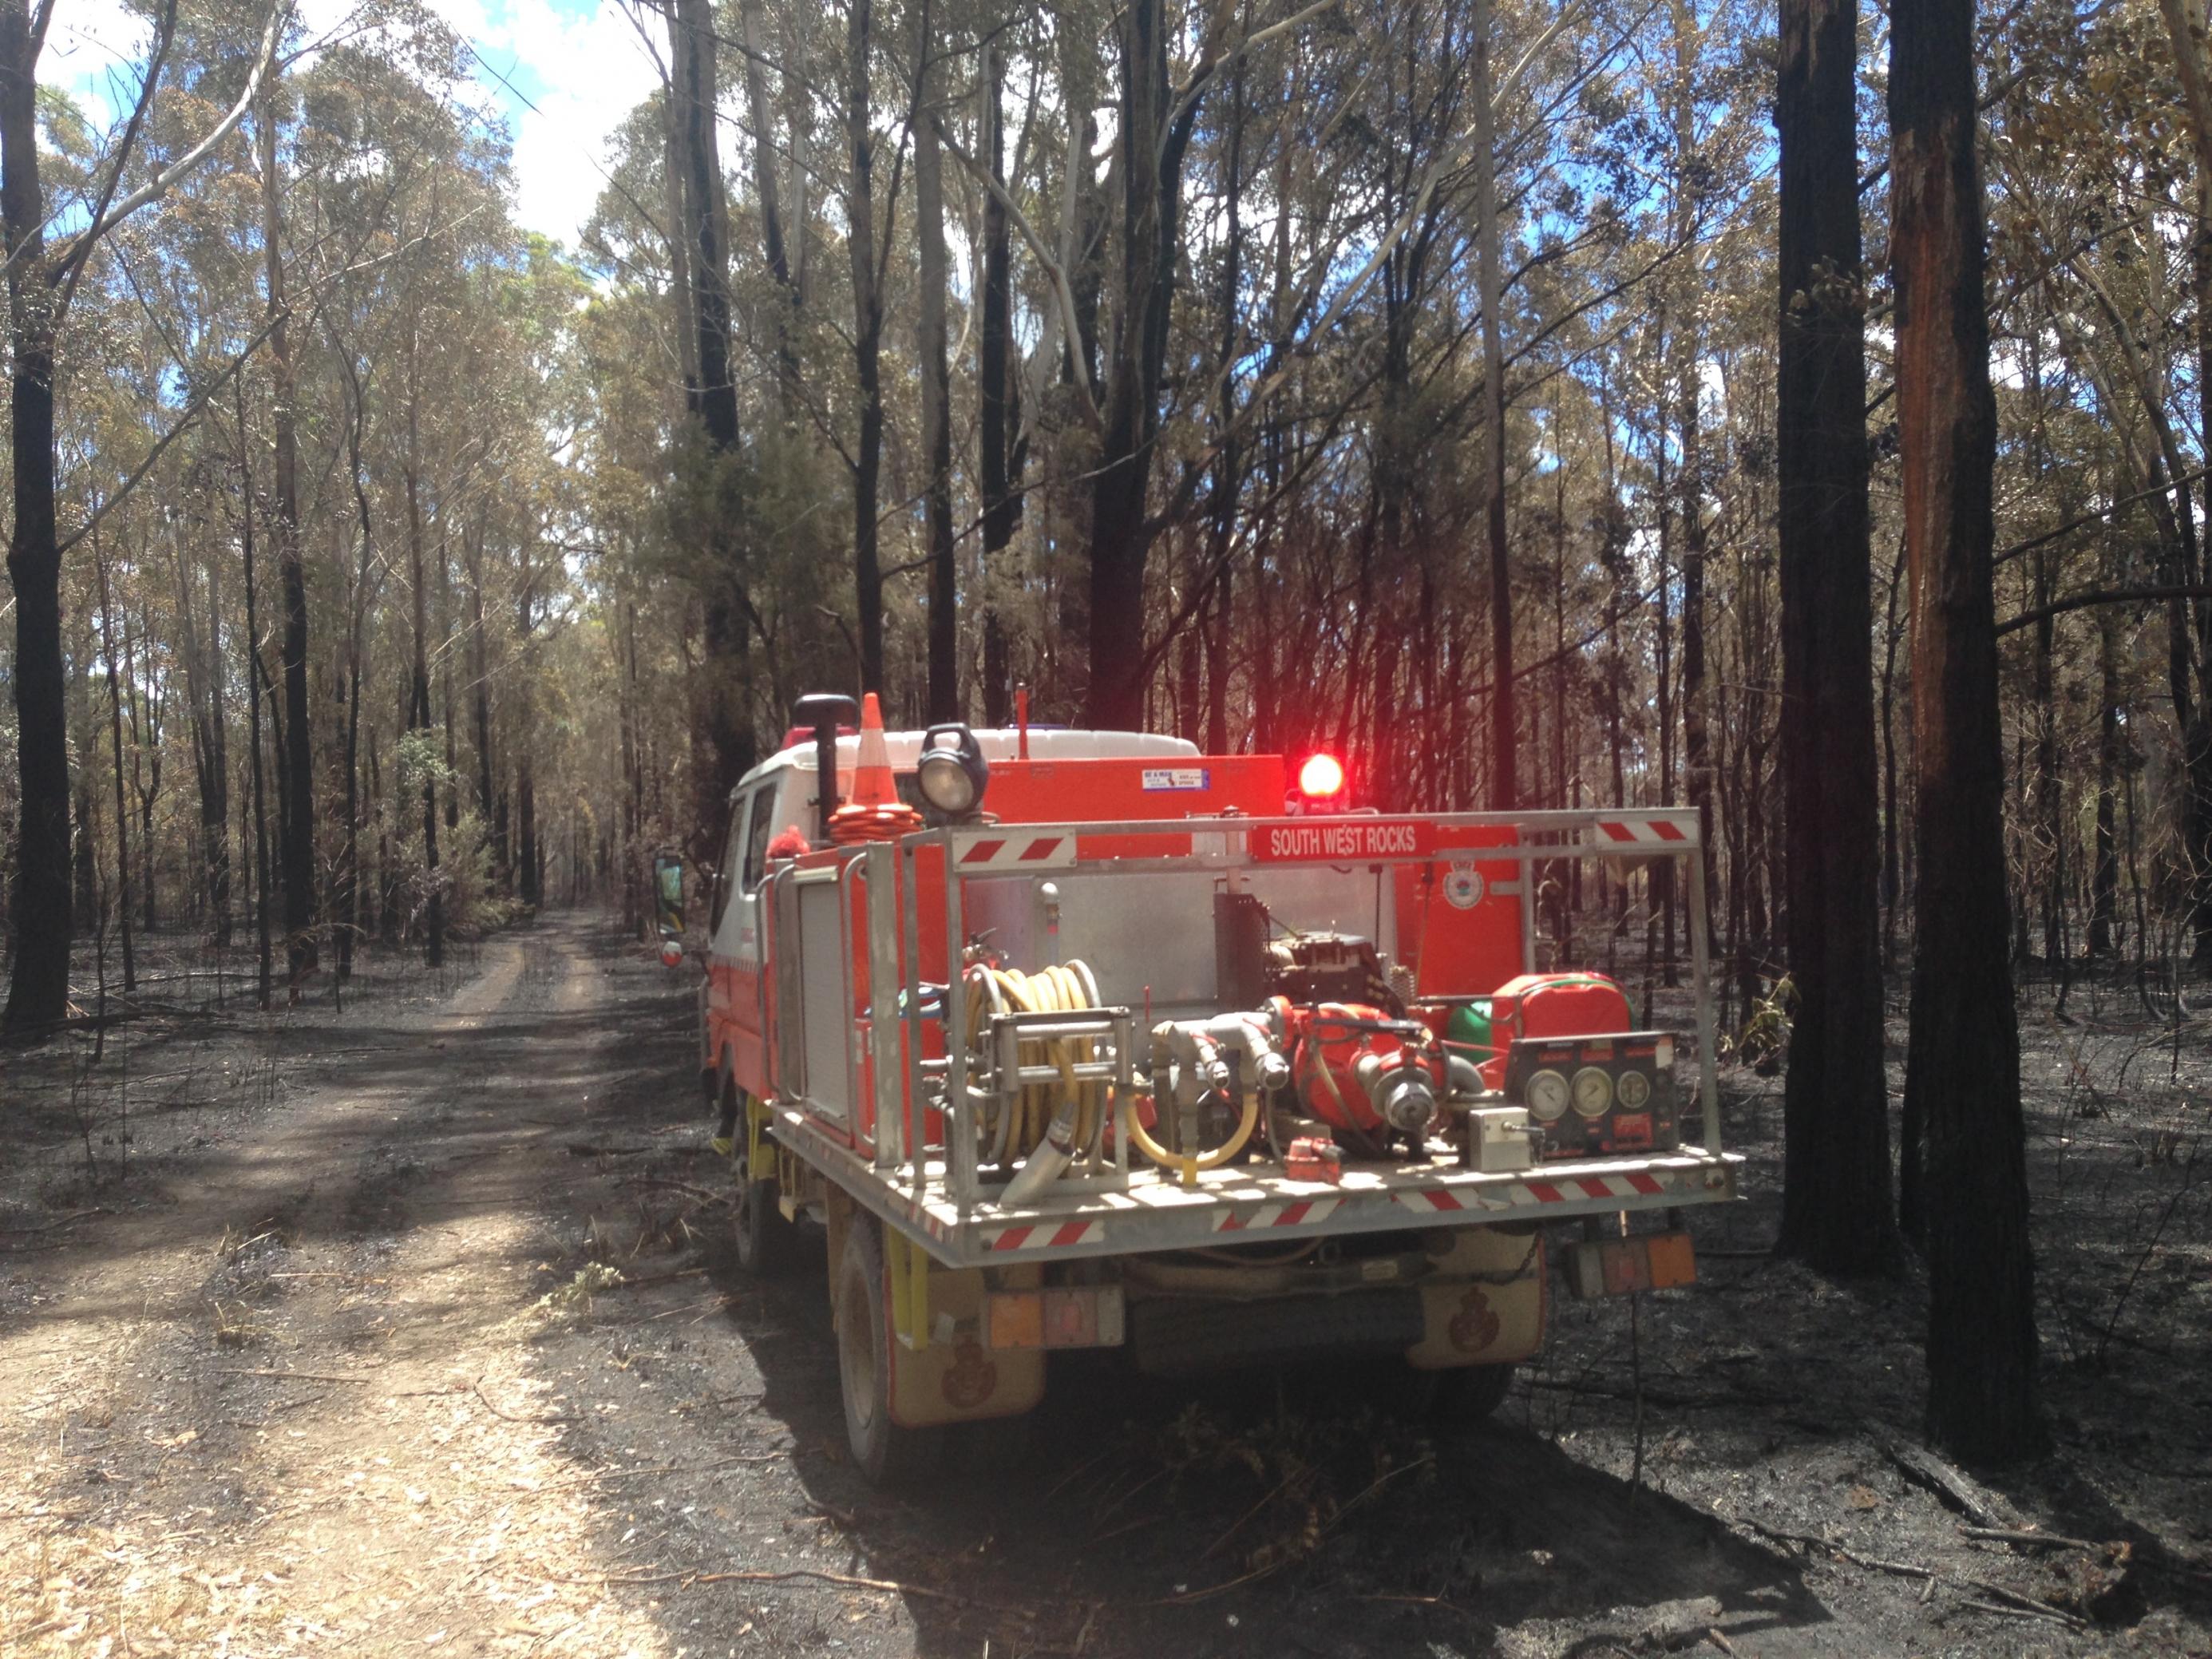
[728,1087,795,1276]
[835,1215,944,1485]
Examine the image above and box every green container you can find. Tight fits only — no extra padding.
[1445,998,1495,1064]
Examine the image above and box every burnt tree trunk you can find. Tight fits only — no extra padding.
[1775,0,1898,1273]
[1474,0,1514,808]
[1891,0,2044,1462]
[978,38,1021,727]
[671,0,754,854]
[916,8,957,723]
[260,101,315,998]
[847,0,885,695]
[1,0,69,1032]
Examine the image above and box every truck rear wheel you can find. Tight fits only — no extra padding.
[1428,1360,1515,1422]
[835,1215,944,1485]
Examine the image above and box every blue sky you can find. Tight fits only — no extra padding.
[49,0,662,249]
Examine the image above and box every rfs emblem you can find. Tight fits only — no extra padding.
[942,1336,997,1409]
[1443,864,1486,910]
[1449,1287,1502,1353]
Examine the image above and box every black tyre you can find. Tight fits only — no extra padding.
[836,1215,944,1485]
[1428,1360,1516,1423]
[727,1087,796,1276]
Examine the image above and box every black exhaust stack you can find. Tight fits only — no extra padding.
[792,694,859,845]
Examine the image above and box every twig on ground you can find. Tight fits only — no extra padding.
[1739,1518,1933,1579]
[1965,1578,2089,1628]
[476,1375,576,1425]
[1958,1596,2082,1627]
[548,1565,967,1600]
[0,1208,107,1233]
[1960,1525,2103,1551]
[215,1368,378,1384]
[611,1265,708,1289]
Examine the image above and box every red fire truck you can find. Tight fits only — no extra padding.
[694,693,1739,1483]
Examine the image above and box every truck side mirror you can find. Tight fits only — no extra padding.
[653,853,686,939]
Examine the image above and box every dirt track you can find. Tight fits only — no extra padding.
[3,916,2208,1657]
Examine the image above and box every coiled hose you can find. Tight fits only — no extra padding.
[964,961,1109,1172]
[965,960,1258,1200]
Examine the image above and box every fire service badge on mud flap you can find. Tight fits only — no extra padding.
[942,1337,998,1409]
[1444,863,1486,910]
[1449,1287,1503,1354]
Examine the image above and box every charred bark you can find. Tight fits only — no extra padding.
[1775,0,1898,1273]
[1891,0,2044,1461]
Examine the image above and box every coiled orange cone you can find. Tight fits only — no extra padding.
[830,692,922,843]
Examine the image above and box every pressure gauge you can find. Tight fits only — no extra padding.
[1616,1068,1652,1111]
[1571,1066,1614,1118]
[1525,1068,1570,1122]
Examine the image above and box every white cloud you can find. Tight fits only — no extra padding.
[424,0,661,247]
[49,0,661,248]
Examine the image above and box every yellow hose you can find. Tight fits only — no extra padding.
[964,961,1104,1160]
[1122,1087,1259,1189]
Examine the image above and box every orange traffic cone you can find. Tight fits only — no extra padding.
[829,693,922,843]
[849,692,895,806]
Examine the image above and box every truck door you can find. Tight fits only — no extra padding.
[711,782,782,1097]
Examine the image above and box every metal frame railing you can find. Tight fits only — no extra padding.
[812,807,1724,1213]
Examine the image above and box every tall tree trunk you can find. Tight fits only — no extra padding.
[1,0,70,1031]
[2091,596,2121,957]
[1473,0,1514,809]
[979,37,1021,727]
[2154,0,2212,963]
[260,101,315,998]
[847,0,885,695]
[95,533,137,993]
[671,0,754,854]
[239,433,274,1012]
[739,0,798,415]
[1891,0,2043,1461]
[178,517,231,947]
[468,517,495,857]
[406,355,443,968]
[1086,0,1201,730]
[1673,2,1711,986]
[916,10,957,723]
[1775,0,1898,1273]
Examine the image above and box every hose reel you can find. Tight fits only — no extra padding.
[961,960,1262,1201]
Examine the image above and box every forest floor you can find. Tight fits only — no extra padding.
[2,913,2209,1658]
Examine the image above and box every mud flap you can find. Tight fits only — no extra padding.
[828,1194,1044,1430]
[1406,1228,1547,1370]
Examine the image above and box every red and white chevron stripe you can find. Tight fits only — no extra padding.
[957,833,1077,869]
[1397,1170,1671,1214]
[983,1218,1106,1253]
[1214,1197,1344,1232]
[1595,816,1695,845]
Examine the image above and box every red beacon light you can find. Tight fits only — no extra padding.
[1297,752,1346,801]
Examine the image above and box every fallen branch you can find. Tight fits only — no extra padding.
[216,1368,378,1384]
[1960,1525,2103,1551]
[476,1376,576,1425]
[1869,1423,2011,1527]
[1739,1518,1933,1579]
[1965,1577,2087,1626]
[550,1565,967,1601]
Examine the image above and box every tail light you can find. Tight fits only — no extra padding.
[1296,752,1345,802]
